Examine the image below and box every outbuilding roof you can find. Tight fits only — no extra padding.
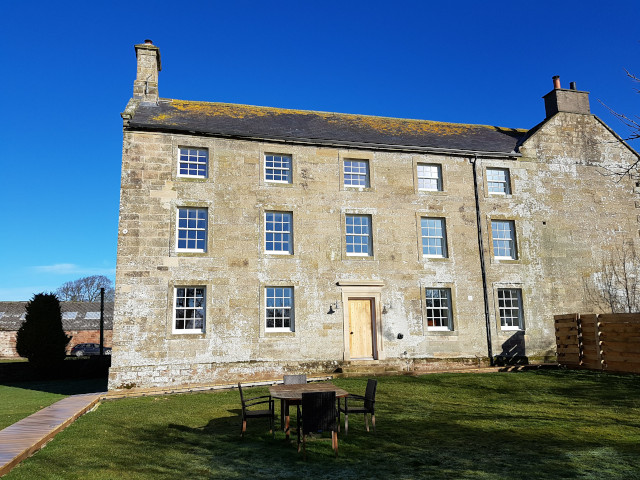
[126,99,527,155]
[0,302,113,331]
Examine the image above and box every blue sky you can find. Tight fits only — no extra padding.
[0,0,638,300]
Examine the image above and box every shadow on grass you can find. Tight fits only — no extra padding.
[5,372,640,480]
[0,358,109,395]
[101,408,637,479]
[86,375,640,478]
[3,377,108,395]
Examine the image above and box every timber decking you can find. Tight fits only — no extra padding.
[0,392,104,476]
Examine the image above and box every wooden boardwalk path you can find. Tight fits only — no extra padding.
[0,392,104,476]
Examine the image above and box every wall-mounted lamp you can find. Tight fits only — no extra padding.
[328,300,340,314]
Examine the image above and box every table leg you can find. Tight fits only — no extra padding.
[280,399,285,430]
[284,400,291,439]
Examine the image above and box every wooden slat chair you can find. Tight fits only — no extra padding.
[281,374,306,434]
[338,378,377,435]
[238,382,274,438]
[283,374,307,385]
[298,391,338,458]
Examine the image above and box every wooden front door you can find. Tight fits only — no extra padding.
[348,299,375,359]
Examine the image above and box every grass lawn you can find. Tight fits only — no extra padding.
[0,378,107,430]
[4,370,640,479]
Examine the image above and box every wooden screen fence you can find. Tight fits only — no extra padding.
[555,313,640,373]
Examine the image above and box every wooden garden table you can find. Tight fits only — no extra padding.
[269,383,348,438]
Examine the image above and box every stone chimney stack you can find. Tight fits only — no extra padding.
[133,40,161,103]
[543,75,590,118]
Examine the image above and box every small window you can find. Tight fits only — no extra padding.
[425,288,453,331]
[421,217,447,258]
[417,164,442,191]
[265,211,292,254]
[487,168,511,195]
[266,287,294,331]
[265,154,292,183]
[344,159,370,188]
[174,287,206,333]
[346,214,372,256]
[491,220,516,259]
[177,208,207,252]
[178,148,208,178]
[497,288,524,330]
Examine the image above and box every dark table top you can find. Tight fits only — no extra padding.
[269,382,349,400]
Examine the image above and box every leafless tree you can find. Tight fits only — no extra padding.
[55,275,115,302]
[584,240,640,313]
[599,70,640,179]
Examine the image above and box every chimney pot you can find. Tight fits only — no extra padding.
[543,76,590,118]
[144,39,153,45]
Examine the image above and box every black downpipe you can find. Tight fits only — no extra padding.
[471,156,494,366]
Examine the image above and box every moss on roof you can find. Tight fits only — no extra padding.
[130,98,528,154]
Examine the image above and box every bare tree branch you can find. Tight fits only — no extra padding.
[584,240,640,313]
[595,69,640,179]
[55,275,115,302]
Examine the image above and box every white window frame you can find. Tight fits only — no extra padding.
[265,211,293,254]
[265,286,294,332]
[264,154,292,183]
[345,214,372,256]
[417,163,442,192]
[178,147,208,178]
[176,207,208,253]
[421,217,447,258]
[425,288,453,331]
[173,286,206,334]
[497,288,524,330]
[344,159,370,188]
[487,168,510,195]
[491,220,517,259]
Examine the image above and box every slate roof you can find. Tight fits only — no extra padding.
[0,302,113,331]
[126,99,528,155]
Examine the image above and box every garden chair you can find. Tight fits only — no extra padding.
[283,374,307,385]
[238,382,274,437]
[338,378,377,435]
[281,374,307,432]
[298,391,338,458]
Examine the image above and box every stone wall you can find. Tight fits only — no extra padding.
[0,331,17,357]
[109,110,639,392]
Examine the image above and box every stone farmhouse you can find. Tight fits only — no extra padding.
[0,302,113,358]
[109,40,639,392]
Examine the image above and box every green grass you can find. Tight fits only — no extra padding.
[0,378,107,430]
[4,370,640,479]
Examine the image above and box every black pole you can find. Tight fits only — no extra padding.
[99,287,105,356]
[471,156,494,366]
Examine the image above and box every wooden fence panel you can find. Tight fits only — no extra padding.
[554,314,581,365]
[556,313,640,374]
[579,314,602,370]
[598,313,640,323]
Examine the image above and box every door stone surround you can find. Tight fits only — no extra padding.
[337,280,385,361]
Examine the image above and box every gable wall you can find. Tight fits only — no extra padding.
[484,112,640,353]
